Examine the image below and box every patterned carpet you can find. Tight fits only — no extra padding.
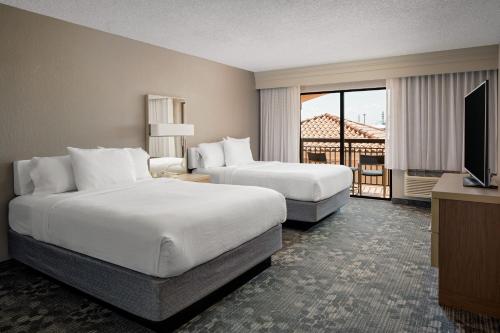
[1,198,500,332]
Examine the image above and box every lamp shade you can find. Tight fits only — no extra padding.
[150,123,194,137]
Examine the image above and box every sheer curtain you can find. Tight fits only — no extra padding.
[260,86,301,162]
[386,70,498,172]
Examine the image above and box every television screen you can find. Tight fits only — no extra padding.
[464,80,489,186]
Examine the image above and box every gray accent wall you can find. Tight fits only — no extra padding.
[0,4,259,261]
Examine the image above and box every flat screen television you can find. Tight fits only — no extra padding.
[463,80,490,187]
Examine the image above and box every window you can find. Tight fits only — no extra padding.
[300,88,390,199]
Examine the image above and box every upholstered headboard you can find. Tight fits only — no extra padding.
[13,160,33,196]
[187,147,202,170]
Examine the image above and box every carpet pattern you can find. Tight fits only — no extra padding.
[1,198,500,332]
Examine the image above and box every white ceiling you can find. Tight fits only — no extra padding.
[2,0,500,72]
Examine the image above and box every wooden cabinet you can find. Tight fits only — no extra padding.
[430,197,439,267]
[431,173,500,318]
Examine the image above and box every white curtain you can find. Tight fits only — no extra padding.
[260,86,301,162]
[386,70,498,172]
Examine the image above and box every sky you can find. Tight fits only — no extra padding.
[301,89,387,127]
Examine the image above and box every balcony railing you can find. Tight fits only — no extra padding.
[300,137,387,187]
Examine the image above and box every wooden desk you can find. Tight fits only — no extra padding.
[431,173,500,318]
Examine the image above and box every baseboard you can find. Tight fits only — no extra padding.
[391,197,431,208]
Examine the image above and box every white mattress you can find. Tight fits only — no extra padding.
[193,162,353,202]
[9,178,286,278]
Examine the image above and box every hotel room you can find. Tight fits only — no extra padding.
[0,1,499,332]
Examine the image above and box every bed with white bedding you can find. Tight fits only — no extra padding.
[9,156,286,321]
[189,145,352,222]
[192,161,352,202]
[10,178,286,277]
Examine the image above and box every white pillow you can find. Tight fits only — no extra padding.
[198,142,225,168]
[67,147,136,191]
[126,148,151,180]
[29,155,76,195]
[223,137,254,166]
[98,147,151,180]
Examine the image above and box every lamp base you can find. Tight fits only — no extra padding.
[463,175,498,189]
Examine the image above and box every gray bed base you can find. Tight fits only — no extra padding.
[8,225,282,322]
[286,187,350,222]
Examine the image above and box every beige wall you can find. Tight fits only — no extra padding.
[0,4,259,261]
[256,45,499,89]
[301,80,386,93]
[391,170,419,201]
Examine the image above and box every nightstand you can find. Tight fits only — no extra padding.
[158,173,211,183]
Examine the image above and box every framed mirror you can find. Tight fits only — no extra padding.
[146,95,192,175]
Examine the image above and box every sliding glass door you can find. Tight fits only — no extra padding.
[300,92,341,164]
[300,88,390,199]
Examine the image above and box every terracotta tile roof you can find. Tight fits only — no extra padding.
[301,113,385,149]
[301,113,385,139]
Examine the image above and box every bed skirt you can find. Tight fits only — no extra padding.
[286,187,350,222]
[8,225,282,322]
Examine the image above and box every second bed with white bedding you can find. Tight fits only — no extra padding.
[9,178,286,278]
[193,161,353,202]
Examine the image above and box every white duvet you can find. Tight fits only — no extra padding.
[194,162,353,202]
[9,178,286,278]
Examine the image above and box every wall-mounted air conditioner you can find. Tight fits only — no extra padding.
[403,170,442,199]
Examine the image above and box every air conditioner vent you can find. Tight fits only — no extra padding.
[404,170,442,198]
